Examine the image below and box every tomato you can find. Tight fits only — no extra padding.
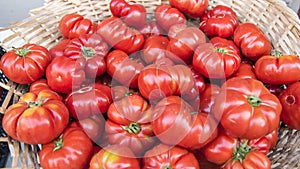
[231,62,257,79]
[97,16,144,54]
[29,78,54,95]
[167,23,187,40]
[234,23,272,60]
[152,96,218,149]
[212,77,282,139]
[166,27,206,64]
[190,66,206,93]
[106,94,156,156]
[64,33,108,78]
[154,4,186,31]
[278,82,300,129]
[137,21,164,39]
[65,83,112,119]
[111,85,139,101]
[89,145,140,169]
[142,144,200,169]
[2,91,69,144]
[49,39,71,59]
[110,0,147,28]
[142,35,169,65]
[0,44,51,84]
[224,150,271,169]
[199,84,221,114]
[169,0,208,18]
[39,126,93,169]
[59,13,97,39]
[193,37,241,78]
[199,5,239,38]
[46,56,86,94]
[106,50,144,88]
[138,64,195,101]
[254,52,300,85]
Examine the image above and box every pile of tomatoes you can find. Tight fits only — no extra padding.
[0,0,300,168]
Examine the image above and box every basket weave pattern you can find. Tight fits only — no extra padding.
[0,0,299,168]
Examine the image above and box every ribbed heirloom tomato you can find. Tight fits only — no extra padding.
[169,0,208,18]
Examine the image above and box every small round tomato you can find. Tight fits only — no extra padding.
[0,44,51,84]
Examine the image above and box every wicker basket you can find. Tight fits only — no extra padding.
[0,0,299,168]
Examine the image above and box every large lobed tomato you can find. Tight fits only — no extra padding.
[254,52,300,85]
[29,78,55,95]
[65,83,112,119]
[234,23,272,61]
[2,90,69,144]
[193,37,241,78]
[49,39,71,59]
[169,0,208,18]
[231,62,257,79]
[279,82,300,129]
[89,145,140,169]
[0,44,51,84]
[39,125,93,169]
[97,16,144,54]
[64,33,108,78]
[105,94,156,156]
[212,77,282,139]
[142,144,200,169]
[142,35,169,65]
[137,21,164,39]
[59,13,97,39]
[199,5,239,38]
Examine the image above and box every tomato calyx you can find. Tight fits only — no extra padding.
[215,47,227,55]
[81,46,96,58]
[273,51,283,58]
[247,95,262,107]
[53,135,64,151]
[13,47,31,57]
[163,166,173,169]
[227,140,252,165]
[125,92,134,97]
[122,122,141,134]
[28,97,46,108]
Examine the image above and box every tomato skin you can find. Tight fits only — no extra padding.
[0,44,51,84]
[142,144,200,169]
[59,13,96,39]
[199,84,221,114]
[110,0,147,28]
[65,83,112,119]
[106,94,156,156]
[49,39,71,59]
[97,16,144,54]
[169,0,208,18]
[46,56,86,94]
[154,4,187,31]
[212,77,282,139]
[193,37,241,78]
[2,91,69,144]
[231,63,257,79]
[279,82,300,129]
[166,27,206,64]
[89,145,140,169]
[234,23,272,61]
[29,78,54,95]
[39,126,93,169]
[106,50,144,88]
[254,54,300,85]
[142,35,169,65]
[64,33,108,78]
[200,5,239,38]
[138,21,164,39]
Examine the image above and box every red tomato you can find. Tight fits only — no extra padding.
[199,5,239,38]
[166,27,206,64]
[29,78,54,95]
[106,50,144,88]
[154,4,187,31]
[46,56,86,94]
[231,62,257,79]
[0,44,51,84]
[193,37,241,78]
[59,13,97,39]
[137,21,164,39]
[234,23,272,60]
[49,39,71,59]
[254,53,300,85]
[167,23,187,40]
[106,94,156,156]
[39,126,93,169]
[279,82,300,129]
[2,91,69,144]
[65,83,112,119]
[212,77,282,139]
[142,35,169,65]
[199,84,221,114]
[169,0,208,18]
[111,85,139,101]
[110,0,147,28]
[64,33,108,78]
[142,144,200,169]
[152,96,218,149]
[89,145,140,169]
[97,16,144,54]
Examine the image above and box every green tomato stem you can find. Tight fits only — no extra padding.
[53,135,64,152]
[122,122,141,134]
[81,46,96,58]
[14,47,31,57]
[247,95,262,107]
